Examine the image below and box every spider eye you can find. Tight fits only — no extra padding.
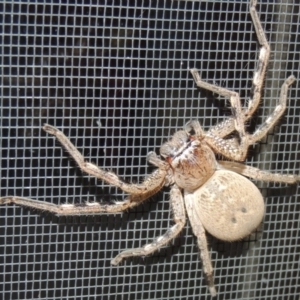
[160,144,175,159]
[160,131,189,159]
[173,131,189,144]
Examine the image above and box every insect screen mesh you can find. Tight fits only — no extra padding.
[1,0,299,299]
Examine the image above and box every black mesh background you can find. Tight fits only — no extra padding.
[1,0,300,299]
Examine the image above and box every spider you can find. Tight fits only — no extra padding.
[1,0,299,296]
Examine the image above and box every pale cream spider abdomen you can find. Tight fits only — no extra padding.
[190,170,265,241]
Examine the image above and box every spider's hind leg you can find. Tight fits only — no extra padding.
[185,192,216,297]
[0,190,158,215]
[110,184,186,265]
[218,160,300,184]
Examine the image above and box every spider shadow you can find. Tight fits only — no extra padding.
[206,204,264,259]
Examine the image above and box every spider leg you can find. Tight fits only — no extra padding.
[248,75,296,144]
[246,0,271,120]
[0,125,168,215]
[1,170,167,215]
[189,69,250,160]
[111,184,186,265]
[218,160,300,184]
[186,120,248,161]
[202,73,295,161]
[191,67,295,161]
[43,124,167,202]
[192,0,272,139]
[0,181,160,215]
[185,192,216,297]
[190,69,246,137]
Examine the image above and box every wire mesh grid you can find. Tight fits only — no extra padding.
[0,0,299,299]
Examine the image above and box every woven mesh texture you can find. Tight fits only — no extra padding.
[1,1,299,299]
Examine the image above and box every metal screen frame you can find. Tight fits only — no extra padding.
[1,0,299,299]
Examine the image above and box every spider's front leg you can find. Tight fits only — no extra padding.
[43,124,167,201]
[190,0,271,139]
[200,73,296,161]
[190,0,296,161]
[111,184,186,265]
[190,64,251,161]
[185,120,249,161]
[0,125,168,215]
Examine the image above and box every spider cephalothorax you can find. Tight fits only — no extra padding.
[160,128,218,192]
[1,0,299,296]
